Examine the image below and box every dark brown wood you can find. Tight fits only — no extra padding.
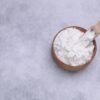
[51,26,97,71]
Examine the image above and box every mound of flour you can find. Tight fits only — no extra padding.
[54,28,95,66]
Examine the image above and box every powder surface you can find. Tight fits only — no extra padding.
[54,28,95,66]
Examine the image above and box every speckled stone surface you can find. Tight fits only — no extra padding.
[0,0,100,100]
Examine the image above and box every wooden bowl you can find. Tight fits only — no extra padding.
[51,26,97,71]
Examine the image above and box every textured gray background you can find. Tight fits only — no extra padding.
[0,0,100,100]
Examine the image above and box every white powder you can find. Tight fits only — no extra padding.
[54,28,95,66]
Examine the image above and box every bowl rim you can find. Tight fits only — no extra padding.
[51,26,97,71]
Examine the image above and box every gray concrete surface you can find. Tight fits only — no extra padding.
[0,0,100,100]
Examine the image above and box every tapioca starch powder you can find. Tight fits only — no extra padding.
[54,28,95,66]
